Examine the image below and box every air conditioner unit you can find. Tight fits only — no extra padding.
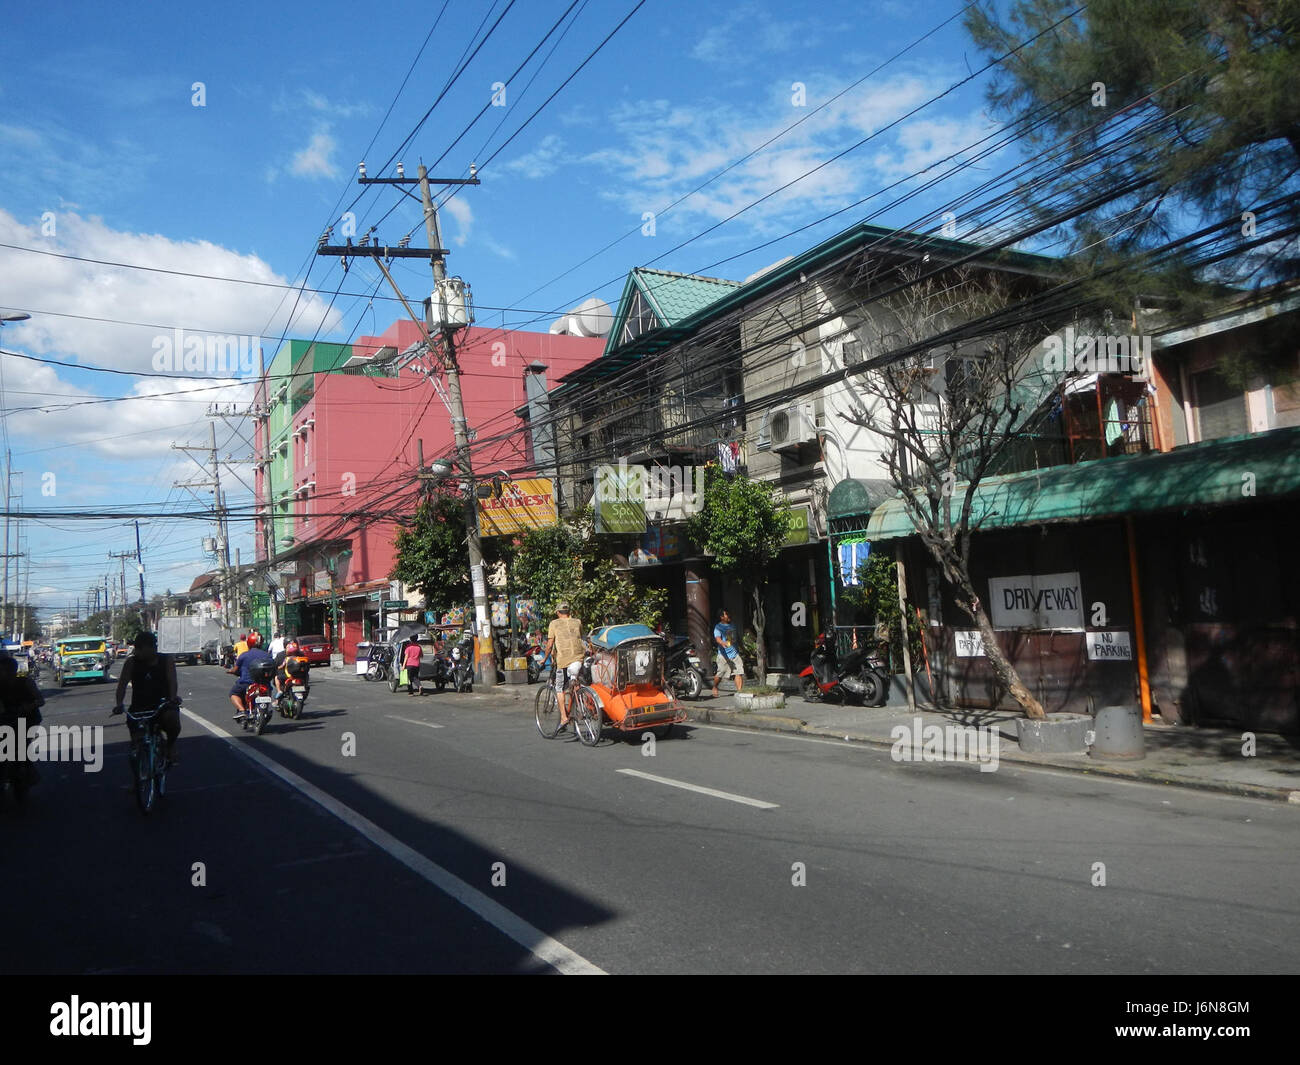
[765,403,820,452]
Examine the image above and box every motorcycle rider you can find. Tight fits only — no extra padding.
[228,631,274,721]
[274,639,311,701]
[112,632,180,764]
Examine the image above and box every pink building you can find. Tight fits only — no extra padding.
[256,318,602,661]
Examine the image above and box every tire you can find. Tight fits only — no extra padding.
[527,661,539,685]
[57,672,65,688]
[683,667,703,700]
[573,688,602,747]
[134,737,157,814]
[388,671,400,694]
[435,679,445,692]
[860,671,884,707]
[534,685,560,739]
[800,676,822,702]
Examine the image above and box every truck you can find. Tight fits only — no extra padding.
[158,616,230,666]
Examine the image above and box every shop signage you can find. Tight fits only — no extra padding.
[782,506,811,547]
[478,478,559,537]
[988,572,1083,631]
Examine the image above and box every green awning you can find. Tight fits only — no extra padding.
[865,427,1300,541]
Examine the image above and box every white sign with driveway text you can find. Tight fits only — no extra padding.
[988,572,1084,630]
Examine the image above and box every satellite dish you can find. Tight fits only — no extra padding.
[574,297,613,338]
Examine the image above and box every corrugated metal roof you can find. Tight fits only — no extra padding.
[865,427,1300,540]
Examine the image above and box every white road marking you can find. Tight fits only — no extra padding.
[615,768,779,809]
[386,715,445,729]
[182,707,606,976]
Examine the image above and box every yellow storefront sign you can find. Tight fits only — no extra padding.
[477,478,559,537]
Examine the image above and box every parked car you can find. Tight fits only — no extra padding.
[296,634,333,666]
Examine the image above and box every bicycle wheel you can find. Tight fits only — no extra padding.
[135,735,157,814]
[573,687,602,747]
[534,684,560,739]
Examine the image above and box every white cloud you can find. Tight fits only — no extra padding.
[0,208,342,375]
[502,134,565,179]
[290,128,340,179]
[442,197,473,245]
[578,71,997,248]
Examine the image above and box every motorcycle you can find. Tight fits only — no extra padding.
[448,630,475,693]
[242,662,277,735]
[799,631,889,706]
[277,663,310,719]
[364,643,393,683]
[665,634,704,700]
[220,644,236,669]
[526,638,547,684]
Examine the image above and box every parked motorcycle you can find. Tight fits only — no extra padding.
[364,643,393,683]
[220,644,236,669]
[799,632,889,706]
[448,630,475,693]
[665,634,704,700]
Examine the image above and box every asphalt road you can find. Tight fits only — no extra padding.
[6,660,1299,974]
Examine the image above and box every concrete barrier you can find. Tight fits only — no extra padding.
[1016,712,1091,753]
[1089,704,1145,760]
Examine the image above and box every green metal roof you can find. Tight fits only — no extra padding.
[865,427,1300,541]
[633,268,741,324]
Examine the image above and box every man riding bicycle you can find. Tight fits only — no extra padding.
[112,632,180,764]
[543,602,586,728]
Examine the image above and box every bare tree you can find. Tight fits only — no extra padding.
[843,265,1057,719]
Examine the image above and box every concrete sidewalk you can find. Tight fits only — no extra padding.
[318,665,1300,803]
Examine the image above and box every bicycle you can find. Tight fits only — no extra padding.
[535,660,601,746]
[116,697,179,815]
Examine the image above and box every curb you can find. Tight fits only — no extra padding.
[686,706,1300,804]
[321,672,1300,804]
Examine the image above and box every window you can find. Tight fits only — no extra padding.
[1192,369,1248,441]
[620,291,659,346]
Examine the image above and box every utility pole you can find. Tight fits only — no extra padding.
[109,551,133,641]
[173,422,231,627]
[135,519,146,606]
[318,161,497,683]
[2,449,11,638]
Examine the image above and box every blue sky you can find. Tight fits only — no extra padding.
[0,0,1010,619]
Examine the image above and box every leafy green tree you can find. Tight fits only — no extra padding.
[965,0,1300,303]
[686,467,792,680]
[514,506,666,632]
[390,490,472,611]
[840,552,924,674]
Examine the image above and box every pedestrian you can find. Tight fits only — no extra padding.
[269,631,285,657]
[402,637,423,696]
[711,608,745,698]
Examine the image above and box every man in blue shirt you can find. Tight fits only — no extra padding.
[711,608,745,698]
[227,631,275,720]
